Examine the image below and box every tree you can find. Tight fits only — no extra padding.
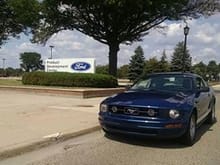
[117,64,129,78]
[144,57,161,74]
[0,67,23,77]
[20,52,43,72]
[96,65,109,75]
[207,60,219,80]
[0,69,5,77]
[32,0,220,76]
[96,64,129,78]
[144,51,170,74]
[0,0,40,46]
[171,42,192,72]
[128,46,145,81]
[158,50,170,72]
[192,61,207,79]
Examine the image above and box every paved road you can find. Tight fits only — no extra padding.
[1,94,220,165]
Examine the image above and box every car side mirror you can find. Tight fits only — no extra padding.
[198,87,210,93]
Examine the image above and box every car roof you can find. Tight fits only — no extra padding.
[147,72,200,78]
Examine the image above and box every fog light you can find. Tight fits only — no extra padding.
[169,109,180,119]
[100,104,108,112]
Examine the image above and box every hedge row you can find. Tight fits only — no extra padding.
[22,72,118,88]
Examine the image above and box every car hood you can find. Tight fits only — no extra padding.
[104,90,195,109]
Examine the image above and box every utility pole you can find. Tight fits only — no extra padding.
[49,45,54,59]
[2,58,6,69]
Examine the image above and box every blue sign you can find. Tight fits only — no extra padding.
[71,62,91,71]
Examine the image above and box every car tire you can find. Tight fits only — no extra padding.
[102,128,112,135]
[102,128,108,133]
[206,103,216,124]
[181,113,196,146]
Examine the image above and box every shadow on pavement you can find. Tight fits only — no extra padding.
[195,119,217,143]
[104,122,216,149]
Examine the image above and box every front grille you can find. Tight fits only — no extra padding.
[109,105,159,117]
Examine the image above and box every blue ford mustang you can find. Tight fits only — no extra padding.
[99,72,216,145]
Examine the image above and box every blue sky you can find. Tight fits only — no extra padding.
[0,13,220,68]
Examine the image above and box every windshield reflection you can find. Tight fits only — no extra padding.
[131,75,193,93]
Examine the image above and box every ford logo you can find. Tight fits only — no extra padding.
[71,62,91,71]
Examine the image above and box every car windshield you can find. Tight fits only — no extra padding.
[131,74,193,92]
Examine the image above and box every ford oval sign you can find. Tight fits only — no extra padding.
[71,62,91,71]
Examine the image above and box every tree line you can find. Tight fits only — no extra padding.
[0,52,43,77]
[1,45,219,82]
[96,42,220,81]
[0,68,23,77]
[0,0,219,77]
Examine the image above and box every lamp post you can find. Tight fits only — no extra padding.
[49,45,54,59]
[183,25,190,72]
[2,58,5,69]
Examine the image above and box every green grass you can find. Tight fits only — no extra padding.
[0,79,22,86]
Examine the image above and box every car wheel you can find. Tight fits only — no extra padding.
[102,128,112,135]
[206,103,216,124]
[181,113,196,146]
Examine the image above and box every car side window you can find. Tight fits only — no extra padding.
[196,77,206,89]
[201,79,208,87]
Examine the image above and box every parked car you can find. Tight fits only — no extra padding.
[98,72,216,145]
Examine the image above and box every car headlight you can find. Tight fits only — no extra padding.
[100,104,108,112]
[169,109,180,119]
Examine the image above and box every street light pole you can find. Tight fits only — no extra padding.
[183,25,190,72]
[49,45,54,59]
[2,58,5,69]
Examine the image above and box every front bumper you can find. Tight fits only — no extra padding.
[99,112,188,138]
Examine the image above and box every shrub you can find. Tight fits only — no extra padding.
[96,65,109,75]
[22,72,118,88]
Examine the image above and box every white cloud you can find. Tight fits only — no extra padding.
[195,32,213,43]
[17,42,36,51]
[215,34,220,45]
[1,13,220,68]
[167,23,182,37]
[203,48,217,56]
[51,40,83,50]
[69,42,83,50]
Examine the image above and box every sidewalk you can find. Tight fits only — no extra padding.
[212,84,220,91]
[0,85,125,98]
[0,90,104,160]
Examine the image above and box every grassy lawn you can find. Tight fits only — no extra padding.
[0,78,22,86]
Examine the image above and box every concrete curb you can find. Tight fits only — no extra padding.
[0,125,101,160]
[0,86,125,98]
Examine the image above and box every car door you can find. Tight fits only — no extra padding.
[195,77,211,121]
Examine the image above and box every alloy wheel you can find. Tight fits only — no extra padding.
[189,115,196,140]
